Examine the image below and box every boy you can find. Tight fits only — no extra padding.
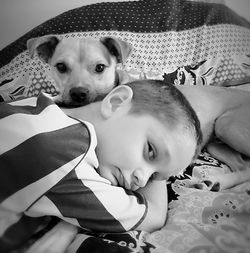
[0,80,202,252]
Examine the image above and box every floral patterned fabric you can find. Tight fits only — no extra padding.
[1,0,250,252]
[147,152,250,253]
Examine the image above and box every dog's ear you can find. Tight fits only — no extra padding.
[27,35,61,63]
[100,37,132,64]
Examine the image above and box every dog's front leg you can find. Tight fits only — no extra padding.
[215,105,250,157]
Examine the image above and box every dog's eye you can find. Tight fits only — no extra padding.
[95,64,105,73]
[55,63,68,73]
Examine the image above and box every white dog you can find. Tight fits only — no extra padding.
[27,35,133,107]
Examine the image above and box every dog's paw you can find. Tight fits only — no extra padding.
[202,180,221,191]
[192,180,221,192]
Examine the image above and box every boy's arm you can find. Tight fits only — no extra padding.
[25,181,168,253]
[136,180,168,232]
[25,174,167,234]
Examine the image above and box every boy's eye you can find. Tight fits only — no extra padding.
[95,64,105,73]
[147,141,156,161]
[55,63,68,73]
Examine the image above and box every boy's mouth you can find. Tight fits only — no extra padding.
[115,167,130,190]
[113,168,140,191]
[97,166,131,189]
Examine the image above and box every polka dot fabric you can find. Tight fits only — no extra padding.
[0,0,250,101]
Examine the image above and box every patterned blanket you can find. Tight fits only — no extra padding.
[1,0,250,252]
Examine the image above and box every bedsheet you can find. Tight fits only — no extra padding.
[0,0,250,252]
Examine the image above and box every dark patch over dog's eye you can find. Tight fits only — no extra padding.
[55,63,68,73]
[95,64,105,73]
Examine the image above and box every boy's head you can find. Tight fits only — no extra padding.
[125,79,202,160]
[73,79,202,190]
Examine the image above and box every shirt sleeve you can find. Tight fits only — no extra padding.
[0,94,93,250]
[26,122,147,233]
[0,93,89,211]
[27,167,147,233]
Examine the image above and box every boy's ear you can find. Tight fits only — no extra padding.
[101,85,133,118]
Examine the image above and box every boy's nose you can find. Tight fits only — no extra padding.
[132,169,149,189]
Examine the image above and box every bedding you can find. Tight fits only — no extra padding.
[0,0,250,252]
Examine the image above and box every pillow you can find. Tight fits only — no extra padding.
[0,0,250,102]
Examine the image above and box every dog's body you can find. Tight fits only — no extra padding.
[27,35,133,107]
[177,84,250,190]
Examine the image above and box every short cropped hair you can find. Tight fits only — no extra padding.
[126,79,203,161]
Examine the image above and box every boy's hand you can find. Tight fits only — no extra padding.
[26,221,78,253]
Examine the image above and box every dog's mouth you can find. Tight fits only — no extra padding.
[57,93,108,108]
[56,100,89,108]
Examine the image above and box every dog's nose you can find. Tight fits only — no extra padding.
[70,87,89,103]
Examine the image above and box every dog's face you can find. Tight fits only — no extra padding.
[27,36,132,107]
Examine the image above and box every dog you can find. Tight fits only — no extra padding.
[27,35,134,107]
[176,84,250,190]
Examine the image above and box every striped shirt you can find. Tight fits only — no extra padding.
[0,93,147,251]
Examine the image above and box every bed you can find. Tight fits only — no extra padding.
[1,0,250,252]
